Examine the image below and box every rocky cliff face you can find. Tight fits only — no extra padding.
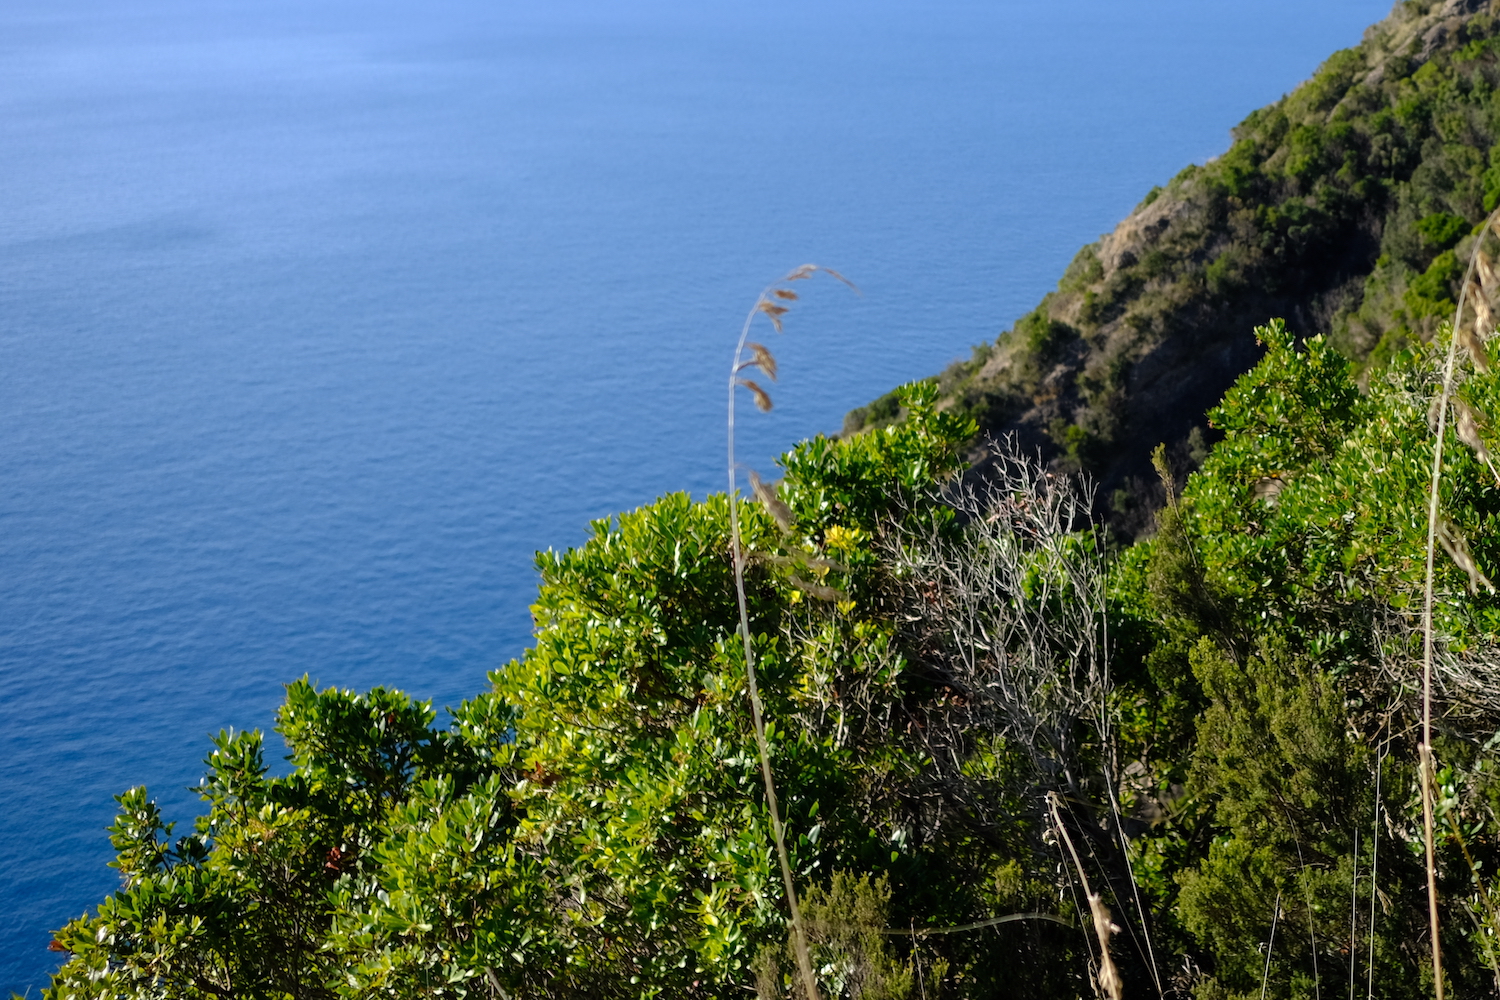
[847,0,1500,533]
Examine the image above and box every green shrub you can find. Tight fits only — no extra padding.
[1015,308,1076,364]
[1415,211,1469,250]
[1406,248,1463,317]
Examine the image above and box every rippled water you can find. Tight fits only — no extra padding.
[0,0,1391,987]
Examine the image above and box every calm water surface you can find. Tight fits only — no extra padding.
[1,0,1390,987]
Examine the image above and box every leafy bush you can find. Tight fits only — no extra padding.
[45,385,1126,999]
[1416,211,1469,251]
[1407,249,1465,317]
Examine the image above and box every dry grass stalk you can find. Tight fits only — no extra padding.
[1420,206,1500,1000]
[748,470,795,532]
[727,265,856,1000]
[758,300,790,333]
[1367,737,1384,1000]
[1436,519,1494,594]
[746,342,779,381]
[1458,322,1491,373]
[1468,286,1494,349]
[1453,400,1500,486]
[1261,891,1281,1000]
[1289,833,1322,1000]
[1477,249,1499,295]
[738,378,774,412]
[1050,793,1123,1000]
[1349,829,1359,1000]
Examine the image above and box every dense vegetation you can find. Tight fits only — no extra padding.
[845,0,1500,524]
[41,313,1500,996]
[44,3,1500,998]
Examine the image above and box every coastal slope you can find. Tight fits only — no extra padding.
[846,0,1500,525]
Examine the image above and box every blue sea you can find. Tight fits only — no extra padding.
[0,0,1392,988]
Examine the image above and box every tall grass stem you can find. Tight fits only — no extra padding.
[1368,738,1383,1000]
[1349,828,1359,1000]
[727,269,848,1000]
[1420,208,1500,1000]
[1261,891,1282,1000]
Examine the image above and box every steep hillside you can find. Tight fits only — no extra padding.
[846,0,1500,526]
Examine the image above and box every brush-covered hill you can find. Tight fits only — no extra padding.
[846,0,1500,526]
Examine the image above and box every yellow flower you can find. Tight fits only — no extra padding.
[823,524,867,553]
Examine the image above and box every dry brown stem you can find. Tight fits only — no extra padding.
[1050,793,1124,1000]
[1419,206,1500,1000]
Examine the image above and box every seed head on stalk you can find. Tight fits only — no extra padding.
[726,265,856,1000]
[1420,209,1500,1000]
